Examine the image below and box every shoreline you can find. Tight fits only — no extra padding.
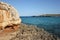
[10,23,60,40]
[0,23,60,40]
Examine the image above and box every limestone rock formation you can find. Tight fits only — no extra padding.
[10,23,60,40]
[0,2,21,30]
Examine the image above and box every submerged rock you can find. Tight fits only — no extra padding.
[0,2,21,30]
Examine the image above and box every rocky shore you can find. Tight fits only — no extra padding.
[0,23,60,40]
[0,2,60,40]
[9,23,60,40]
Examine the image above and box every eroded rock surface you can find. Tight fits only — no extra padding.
[0,25,20,40]
[0,2,21,30]
[10,23,60,40]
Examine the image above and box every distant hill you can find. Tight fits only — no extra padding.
[40,14,60,16]
[20,14,60,17]
[32,14,60,17]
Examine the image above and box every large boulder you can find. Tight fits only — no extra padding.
[0,2,21,30]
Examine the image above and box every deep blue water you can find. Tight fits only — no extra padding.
[21,16,60,37]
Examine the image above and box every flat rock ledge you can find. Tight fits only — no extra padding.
[0,23,60,40]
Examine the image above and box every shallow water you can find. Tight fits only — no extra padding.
[21,16,60,37]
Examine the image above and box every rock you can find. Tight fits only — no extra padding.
[0,28,19,40]
[0,2,21,40]
[0,23,59,40]
[0,2,21,30]
[10,23,60,40]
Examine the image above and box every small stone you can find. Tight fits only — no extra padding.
[13,25,19,30]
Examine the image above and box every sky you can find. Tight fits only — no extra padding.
[0,0,60,16]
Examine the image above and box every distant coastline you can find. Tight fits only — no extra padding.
[32,14,60,17]
[20,14,60,18]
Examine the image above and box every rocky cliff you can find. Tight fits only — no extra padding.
[0,2,21,30]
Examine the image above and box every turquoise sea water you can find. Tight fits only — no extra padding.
[21,16,60,37]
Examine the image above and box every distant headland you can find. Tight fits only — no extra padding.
[32,14,60,17]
